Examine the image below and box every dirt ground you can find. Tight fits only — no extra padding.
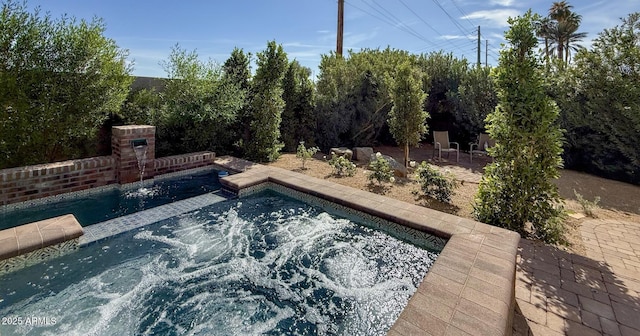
[267,145,640,256]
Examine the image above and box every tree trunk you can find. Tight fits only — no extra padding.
[404,142,409,167]
[544,38,549,65]
[557,39,564,63]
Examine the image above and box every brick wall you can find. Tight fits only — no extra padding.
[0,156,116,206]
[154,152,216,175]
[0,151,217,206]
[112,125,156,184]
[1,124,217,207]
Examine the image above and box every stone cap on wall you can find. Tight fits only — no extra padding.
[0,214,84,261]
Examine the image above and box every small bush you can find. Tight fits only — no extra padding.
[295,141,319,169]
[574,190,600,218]
[415,162,457,203]
[328,153,356,177]
[368,153,395,185]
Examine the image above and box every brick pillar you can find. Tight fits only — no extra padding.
[112,125,156,184]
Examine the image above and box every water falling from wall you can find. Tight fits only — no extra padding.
[133,144,148,185]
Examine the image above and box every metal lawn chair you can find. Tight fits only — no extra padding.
[432,131,459,162]
[469,133,495,163]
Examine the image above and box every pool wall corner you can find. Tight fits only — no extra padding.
[0,214,83,275]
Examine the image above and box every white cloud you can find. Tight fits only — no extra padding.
[461,9,520,27]
[344,30,378,48]
[440,34,475,40]
[490,0,515,6]
[489,32,505,41]
[440,35,465,40]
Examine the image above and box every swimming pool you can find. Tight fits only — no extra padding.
[0,190,440,335]
[0,169,222,230]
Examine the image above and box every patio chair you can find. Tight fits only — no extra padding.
[469,133,496,163]
[432,131,459,162]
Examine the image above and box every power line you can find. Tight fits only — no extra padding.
[359,0,434,44]
[345,0,442,48]
[430,0,474,37]
[397,0,442,36]
[343,0,492,62]
[448,0,479,33]
[396,0,473,53]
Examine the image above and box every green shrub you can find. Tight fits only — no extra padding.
[295,141,319,169]
[368,153,395,185]
[573,190,600,218]
[415,162,457,203]
[327,153,356,177]
[0,1,132,167]
[473,12,566,244]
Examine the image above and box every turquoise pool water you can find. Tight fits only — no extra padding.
[0,190,440,335]
[0,169,222,230]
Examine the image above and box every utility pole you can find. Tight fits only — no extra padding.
[337,0,344,57]
[477,26,481,67]
[485,40,488,67]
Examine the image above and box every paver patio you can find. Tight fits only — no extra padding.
[512,219,640,336]
[381,146,640,335]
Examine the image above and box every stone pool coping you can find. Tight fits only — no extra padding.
[215,156,520,336]
[0,214,83,261]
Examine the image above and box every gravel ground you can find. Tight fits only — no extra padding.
[267,146,640,256]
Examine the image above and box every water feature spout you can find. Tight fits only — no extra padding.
[131,139,148,184]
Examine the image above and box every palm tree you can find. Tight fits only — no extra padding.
[546,1,587,64]
[549,1,572,22]
[564,31,588,63]
[535,16,555,65]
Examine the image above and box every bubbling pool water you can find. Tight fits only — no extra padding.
[0,192,438,335]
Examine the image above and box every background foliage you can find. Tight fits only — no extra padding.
[0,0,131,168]
[156,45,244,157]
[2,1,638,189]
[551,12,640,184]
[281,60,316,152]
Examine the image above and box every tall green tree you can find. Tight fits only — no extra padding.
[314,48,416,149]
[156,45,244,156]
[280,60,316,151]
[474,11,565,243]
[0,1,132,167]
[222,48,252,155]
[245,40,288,162]
[222,47,251,91]
[387,61,428,166]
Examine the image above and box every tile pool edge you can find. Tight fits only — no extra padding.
[0,166,220,213]
[241,181,447,252]
[216,157,520,336]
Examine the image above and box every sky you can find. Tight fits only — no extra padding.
[24,0,640,78]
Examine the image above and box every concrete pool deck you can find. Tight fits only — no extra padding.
[215,156,520,336]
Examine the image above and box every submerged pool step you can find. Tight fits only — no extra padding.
[80,191,229,246]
